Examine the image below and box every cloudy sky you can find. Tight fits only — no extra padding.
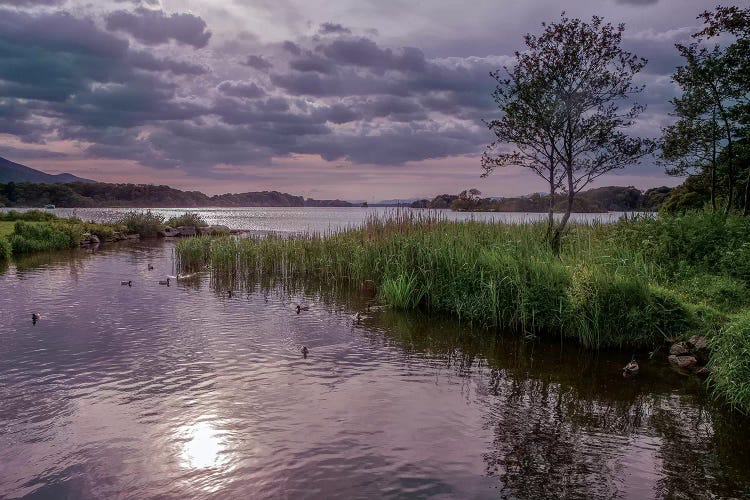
[0,0,724,199]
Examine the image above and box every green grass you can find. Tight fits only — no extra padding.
[115,211,165,238]
[166,212,208,228]
[709,312,750,414]
[176,211,742,348]
[8,221,80,254]
[0,221,18,237]
[0,235,10,262]
[168,210,750,412]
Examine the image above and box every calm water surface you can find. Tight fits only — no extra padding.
[36,206,630,234]
[1,241,749,498]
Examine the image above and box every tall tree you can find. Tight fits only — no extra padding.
[483,14,654,252]
[661,87,722,211]
[672,6,750,214]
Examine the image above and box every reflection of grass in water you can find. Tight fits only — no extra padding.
[176,211,750,412]
[176,212,698,349]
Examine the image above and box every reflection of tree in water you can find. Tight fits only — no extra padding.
[373,310,750,499]
[203,274,750,499]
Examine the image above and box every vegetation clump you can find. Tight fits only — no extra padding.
[166,212,209,228]
[0,235,11,262]
[9,221,79,254]
[709,312,750,413]
[115,211,166,238]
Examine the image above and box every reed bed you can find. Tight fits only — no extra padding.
[176,211,712,348]
[175,210,750,412]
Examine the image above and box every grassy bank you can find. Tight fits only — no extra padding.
[175,211,750,412]
[0,209,210,261]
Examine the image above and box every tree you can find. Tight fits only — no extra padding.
[661,89,722,211]
[483,14,655,252]
[692,5,750,214]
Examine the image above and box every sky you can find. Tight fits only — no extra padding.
[0,0,731,200]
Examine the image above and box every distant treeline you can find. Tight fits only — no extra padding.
[410,186,673,212]
[0,181,353,208]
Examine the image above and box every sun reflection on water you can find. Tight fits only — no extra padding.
[179,420,228,469]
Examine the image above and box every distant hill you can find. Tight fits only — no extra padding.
[410,186,673,212]
[0,180,354,208]
[0,156,95,184]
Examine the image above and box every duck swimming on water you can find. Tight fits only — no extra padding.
[296,304,309,314]
[121,280,132,287]
[32,313,40,325]
[623,359,639,378]
[148,264,154,271]
[158,278,171,286]
[301,346,309,358]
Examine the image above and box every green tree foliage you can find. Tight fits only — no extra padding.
[483,14,655,252]
[666,6,750,214]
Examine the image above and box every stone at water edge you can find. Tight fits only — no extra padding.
[669,342,691,356]
[176,226,197,237]
[668,355,698,370]
[688,335,708,350]
[160,226,180,237]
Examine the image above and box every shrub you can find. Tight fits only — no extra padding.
[9,221,80,254]
[0,209,57,222]
[166,212,208,228]
[709,312,750,414]
[0,235,11,261]
[116,211,165,238]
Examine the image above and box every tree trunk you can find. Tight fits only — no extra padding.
[550,167,574,255]
[724,128,734,214]
[744,165,750,216]
[711,108,717,212]
[547,176,555,240]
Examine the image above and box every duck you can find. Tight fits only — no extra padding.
[296,304,309,314]
[32,313,40,325]
[301,346,309,358]
[121,280,132,287]
[147,264,154,271]
[352,312,368,323]
[623,359,639,378]
[158,278,171,286]
[227,290,233,298]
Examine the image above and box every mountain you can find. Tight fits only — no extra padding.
[0,156,95,184]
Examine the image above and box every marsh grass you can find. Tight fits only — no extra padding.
[176,210,750,352]
[709,312,750,414]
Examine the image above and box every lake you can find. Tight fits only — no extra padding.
[37,206,630,235]
[1,210,748,499]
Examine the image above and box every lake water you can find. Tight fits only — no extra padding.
[33,206,631,234]
[1,212,749,499]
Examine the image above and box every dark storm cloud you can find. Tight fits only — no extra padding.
[244,54,273,70]
[217,80,266,98]
[319,22,351,35]
[289,51,336,74]
[282,40,302,55]
[0,146,68,159]
[321,38,428,73]
[105,8,212,48]
[127,51,208,75]
[0,1,694,182]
